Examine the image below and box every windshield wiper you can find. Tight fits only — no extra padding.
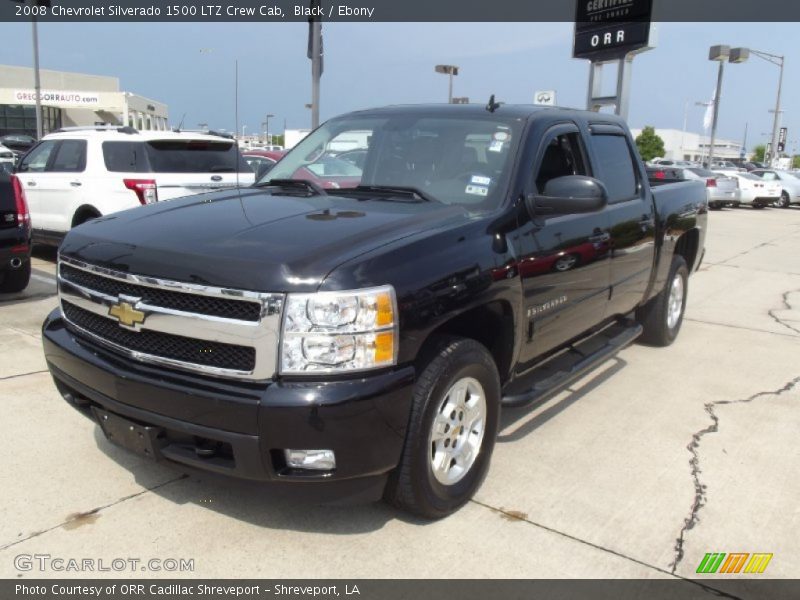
[345,185,439,203]
[255,178,328,196]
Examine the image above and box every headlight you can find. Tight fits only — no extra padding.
[280,285,398,374]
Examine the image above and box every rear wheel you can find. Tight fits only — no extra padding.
[385,337,500,519]
[0,260,31,293]
[777,191,791,209]
[636,255,688,346]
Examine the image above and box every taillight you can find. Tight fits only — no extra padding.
[10,175,30,228]
[124,179,158,205]
[654,170,666,179]
[706,178,717,188]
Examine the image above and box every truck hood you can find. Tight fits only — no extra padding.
[59,188,470,292]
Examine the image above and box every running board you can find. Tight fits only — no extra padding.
[501,321,643,409]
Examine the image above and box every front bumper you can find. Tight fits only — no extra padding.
[43,309,415,496]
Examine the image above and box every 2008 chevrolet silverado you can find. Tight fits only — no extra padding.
[42,104,707,518]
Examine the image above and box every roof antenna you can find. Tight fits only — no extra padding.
[234,59,240,191]
[486,94,501,113]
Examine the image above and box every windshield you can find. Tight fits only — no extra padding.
[261,113,523,209]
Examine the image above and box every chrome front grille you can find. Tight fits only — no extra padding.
[57,256,283,381]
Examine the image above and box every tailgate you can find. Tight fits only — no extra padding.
[155,172,255,200]
[145,138,255,200]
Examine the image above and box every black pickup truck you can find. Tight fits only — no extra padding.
[43,105,707,518]
[0,167,32,293]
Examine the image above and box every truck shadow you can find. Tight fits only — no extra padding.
[92,429,410,533]
[497,357,627,443]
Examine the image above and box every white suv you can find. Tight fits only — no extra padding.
[16,127,256,245]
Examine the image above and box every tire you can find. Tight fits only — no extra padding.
[778,192,790,209]
[385,337,501,519]
[636,255,689,347]
[0,260,31,293]
[553,253,579,272]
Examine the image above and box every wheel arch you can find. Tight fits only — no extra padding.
[415,300,516,385]
[71,204,102,228]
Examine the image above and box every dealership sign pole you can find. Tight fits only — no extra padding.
[574,0,655,120]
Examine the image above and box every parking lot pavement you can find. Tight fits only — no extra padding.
[1,208,798,580]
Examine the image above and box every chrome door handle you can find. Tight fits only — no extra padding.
[70,181,82,187]
[27,181,36,186]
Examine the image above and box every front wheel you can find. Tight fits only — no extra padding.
[636,255,689,346]
[385,337,501,519]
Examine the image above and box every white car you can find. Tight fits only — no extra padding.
[719,171,781,208]
[750,169,800,208]
[0,144,15,165]
[15,127,255,245]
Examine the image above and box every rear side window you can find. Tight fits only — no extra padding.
[103,141,148,173]
[145,140,248,173]
[590,134,639,203]
[50,140,87,172]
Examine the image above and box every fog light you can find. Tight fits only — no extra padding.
[284,449,336,470]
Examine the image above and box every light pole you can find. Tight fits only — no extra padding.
[705,45,748,168]
[737,48,784,166]
[262,113,274,145]
[241,125,247,139]
[435,65,459,103]
[12,0,50,138]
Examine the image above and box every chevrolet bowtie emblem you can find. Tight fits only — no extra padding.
[108,299,145,328]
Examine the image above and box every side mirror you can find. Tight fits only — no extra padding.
[526,175,608,217]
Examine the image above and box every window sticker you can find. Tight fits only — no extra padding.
[465,184,489,196]
[471,175,491,186]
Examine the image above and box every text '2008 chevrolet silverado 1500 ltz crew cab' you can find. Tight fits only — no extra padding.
[43,104,707,518]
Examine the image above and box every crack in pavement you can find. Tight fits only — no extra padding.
[0,475,187,552]
[767,289,800,336]
[0,369,48,381]
[684,317,800,339]
[470,500,743,599]
[669,375,800,575]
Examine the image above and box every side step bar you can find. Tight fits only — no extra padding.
[501,321,643,409]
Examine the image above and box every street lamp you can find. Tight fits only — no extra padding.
[262,113,275,145]
[705,45,748,168]
[435,65,459,104]
[12,0,51,138]
[733,48,784,166]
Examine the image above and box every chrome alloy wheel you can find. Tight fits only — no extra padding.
[428,376,487,486]
[667,273,685,330]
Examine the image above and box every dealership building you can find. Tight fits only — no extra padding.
[0,64,169,137]
[630,127,745,163]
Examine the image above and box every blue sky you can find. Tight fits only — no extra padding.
[0,21,795,151]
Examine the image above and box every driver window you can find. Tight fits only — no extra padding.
[535,132,587,193]
[19,140,58,173]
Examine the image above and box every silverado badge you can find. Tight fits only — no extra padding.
[108,297,145,329]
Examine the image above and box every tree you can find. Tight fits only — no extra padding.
[752,144,766,163]
[635,126,665,162]
[793,155,800,169]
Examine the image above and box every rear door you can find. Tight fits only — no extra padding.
[514,122,612,369]
[145,139,255,199]
[585,123,657,317]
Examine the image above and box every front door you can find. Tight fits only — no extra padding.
[513,122,611,373]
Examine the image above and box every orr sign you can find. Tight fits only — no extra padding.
[573,0,653,60]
